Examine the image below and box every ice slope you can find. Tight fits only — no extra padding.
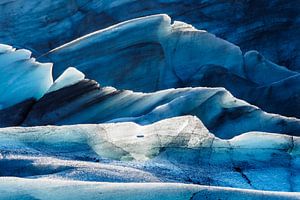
[22,77,300,139]
[189,65,300,118]
[1,116,300,192]
[0,1,299,198]
[0,44,53,127]
[37,15,299,118]
[42,14,244,85]
[0,178,299,200]
[0,0,298,71]
[243,51,298,85]
[0,40,298,132]
[0,44,53,109]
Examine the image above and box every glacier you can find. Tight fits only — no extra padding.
[1,116,300,193]
[1,178,299,200]
[0,1,299,199]
[42,14,244,83]
[0,44,53,127]
[0,44,53,109]
[20,74,300,139]
[0,0,298,71]
[38,14,300,119]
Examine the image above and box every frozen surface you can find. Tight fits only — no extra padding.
[37,15,299,118]
[188,64,300,118]
[0,178,299,200]
[0,44,53,109]
[1,14,298,119]
[0,116,300,193]
[244,51,298,85]
[0,0,298,71]
[0,1,299,198]
[21,77,300,139]
[44,14,244,86]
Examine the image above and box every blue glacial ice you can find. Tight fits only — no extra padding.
[0,1,299,199]
[1,178,299,200]
[0,116,300,195]
[0,44,53,109]
[0,0,298,71]
[43,14,245,85]
[36,14,300,118]
[18,71,299,139]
